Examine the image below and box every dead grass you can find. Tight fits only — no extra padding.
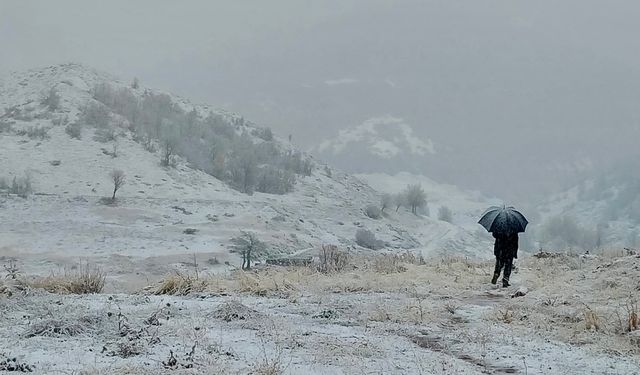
[151,256,489,298]
[24,315,100,337]
[28,264,106,294]
[154,272,208,296]
[211,300,263,322]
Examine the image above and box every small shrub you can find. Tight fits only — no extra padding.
[41,87,61,111]
[24,316,98,337]
[65,121,82,139]
[17,126,49,140]
[211,300,262,322]
[4,260,21,280]
[154,272,207,296]
[9,174,33,197]
[79,102,111,128]
[0,356,34,372]
[372,254,408,274]
[317,245,350,273]
[256,166,295,194]
[254,127,274,141]
[365,204,382,219]
[93,127,117,143]
[355,229,383,250]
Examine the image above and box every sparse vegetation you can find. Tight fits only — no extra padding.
[93,126,118,143]
[41,87,61,111]
[154,272,207,295]
[110,169,126,201]
[540,215,599,251]
[355,228,383,250]
[16,125,49,140]
[1,173,33,197]
[25,316,98,337]
[404,184,427,215]
[29,265,106,294]
[230,231,267,270]
[364,204,382,219]
[316,244,350,273]
[65,121,82,139]
[88,83,314,194]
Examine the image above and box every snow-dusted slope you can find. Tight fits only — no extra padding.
[316,116,435,159]
[312,116,438,175]
[0,64,494,284]
[535,167,640,250]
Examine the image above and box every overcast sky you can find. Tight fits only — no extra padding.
[2,0,640,199]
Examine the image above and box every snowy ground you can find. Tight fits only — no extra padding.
[2,64,638,374]
[1,254,639,374]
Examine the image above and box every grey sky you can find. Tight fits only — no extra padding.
[2,0,640,199]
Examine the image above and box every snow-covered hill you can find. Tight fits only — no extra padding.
[0,64,494,287]
[312,116,439,175]
[534,163,640,250]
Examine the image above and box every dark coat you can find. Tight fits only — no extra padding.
[493,232,518,259]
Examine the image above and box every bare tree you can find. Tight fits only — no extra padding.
[404,184,427,214]
[161,137,177,167]
[230,231,266,270]
[110,169,126,200]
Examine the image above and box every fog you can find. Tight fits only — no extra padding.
[2,0,640,200]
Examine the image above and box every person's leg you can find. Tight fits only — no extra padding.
[502,257,513,287]
[491,257,502,284]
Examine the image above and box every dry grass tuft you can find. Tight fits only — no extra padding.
[29,265,106,294]
[154,272,207,296]
[584,307,601,331]
[372,254,408,274]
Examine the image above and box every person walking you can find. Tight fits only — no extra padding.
[478,205,528,288]
[491,232,518,287]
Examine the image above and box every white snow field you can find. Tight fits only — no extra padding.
[1,64,638,374]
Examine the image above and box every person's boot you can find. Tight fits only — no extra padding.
[502,278,510,288]
[491,274,499,285]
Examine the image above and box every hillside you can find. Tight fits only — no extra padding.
[0,64,495,289]
[312,116,438,175]
[533,162,640,251]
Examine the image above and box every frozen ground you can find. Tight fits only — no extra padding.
[1,254,639,374]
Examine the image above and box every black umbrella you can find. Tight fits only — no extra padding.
[478,206,528,234]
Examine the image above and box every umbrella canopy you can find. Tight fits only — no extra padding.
[478,206,528,234]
